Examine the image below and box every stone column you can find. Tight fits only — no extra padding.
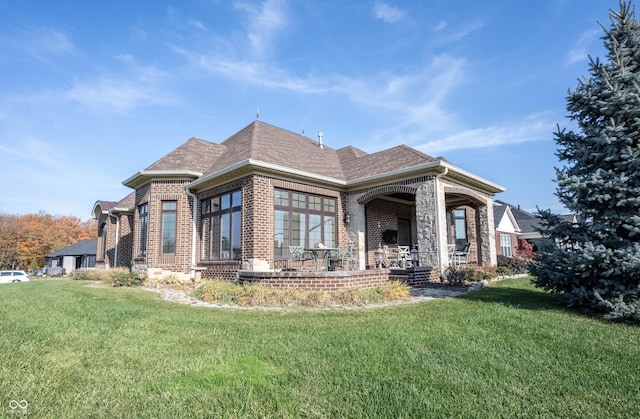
[416,179,441,268]
[346,199,366,270]
[477,200,497,266]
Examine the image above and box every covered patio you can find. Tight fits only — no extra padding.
[248,162,502,290]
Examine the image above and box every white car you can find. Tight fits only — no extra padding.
[0,270,30,283]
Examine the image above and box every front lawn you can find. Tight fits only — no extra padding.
[1,278,638,417]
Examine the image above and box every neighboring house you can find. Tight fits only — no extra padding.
[45,239,97,275]
[493,201,521,257]
[494,200,578,257]
[92,120,505,282]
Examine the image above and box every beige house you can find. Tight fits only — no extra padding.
[92,121,504,287]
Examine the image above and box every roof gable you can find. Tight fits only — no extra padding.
[494,202,520,232]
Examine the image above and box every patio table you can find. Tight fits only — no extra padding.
[304,247,338,271]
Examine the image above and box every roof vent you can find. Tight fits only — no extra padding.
[318,131,324,149]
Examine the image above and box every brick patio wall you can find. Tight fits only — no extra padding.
[238,269,391,291]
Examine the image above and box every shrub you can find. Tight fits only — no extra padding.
[71,269,120,282]
[441,265,476,285]
[191,280,411,307]
[111,271,147,287]
[497,255,530,275]
[144,274,202,291]
[378,281,411,301]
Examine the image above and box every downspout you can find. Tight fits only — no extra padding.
[108,209,120,268]
[434,167,448,271]
[185,186,198,281]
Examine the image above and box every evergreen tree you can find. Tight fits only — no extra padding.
[532,1,640,321]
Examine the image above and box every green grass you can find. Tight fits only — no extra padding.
[1,278,638,418]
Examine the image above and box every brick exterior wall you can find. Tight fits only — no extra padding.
[239,269,391,291]
[389,266,440,287]
[117,214,134,269]
[98,171,495,285]
[365,198,415,268]
[132,179,194,275]
[95,211,133,270]
[495,231,517,257]
[95,212,109,269]
[195,174,349,280]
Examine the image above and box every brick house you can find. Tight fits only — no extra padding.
[92,120,504,285]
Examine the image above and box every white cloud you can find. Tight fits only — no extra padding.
[433,20,447,31]
[234,0,288,57]
[566,28,600,65]
[27,27,75,56]
[65,66,176,112]
[66,77,172,112]
[374,2,405,23]
[0,26,76,62]
[188,19,207,31]
[415,113,555,154]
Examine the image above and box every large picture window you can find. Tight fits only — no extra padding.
[202,190,242,260]
[161,201,177,255]
[274,189,336,258]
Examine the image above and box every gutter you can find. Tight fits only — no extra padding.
[185,186,198,281]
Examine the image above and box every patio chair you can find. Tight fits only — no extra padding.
[288,245,306,270]
[333,245,356,271]
[397,245,411,267]
[452,242,471,265]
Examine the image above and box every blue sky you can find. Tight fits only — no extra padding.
[0,0,619,220]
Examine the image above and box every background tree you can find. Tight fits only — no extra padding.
[0,212,96,270]
[532,1,640,321]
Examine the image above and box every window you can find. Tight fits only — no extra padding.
[139,203,148,256]
[161,201,177,255]
[453,209,467,249]
[500,234,512,257]
[274,189,336,257]
[201,190,242,260]
[99,223,107,260]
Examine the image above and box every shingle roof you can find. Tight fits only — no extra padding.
[340,144,439,180]
[112,191,135,211]
[120,120,503,196]
[493,202,508,228]
[95,201,119,211]
[494,200,540,233]
[202,121,346,180]
[46,239,97,257]
[199,120,440,182]
[146,137,226,173]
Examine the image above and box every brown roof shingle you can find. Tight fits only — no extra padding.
[146,137,225,173]
[202,121,346,180]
